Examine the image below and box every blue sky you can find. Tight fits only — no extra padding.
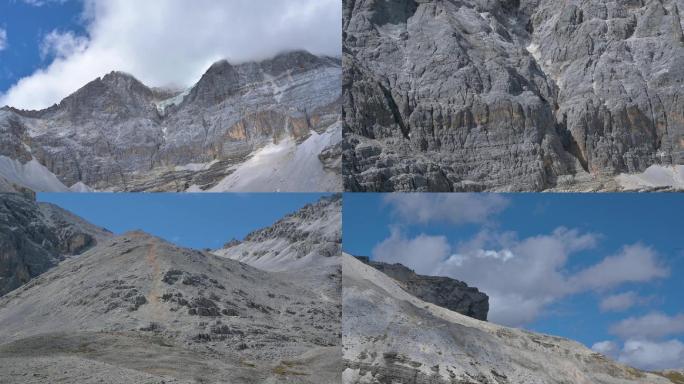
[38,193,328,250]
[344,193,684,370]
[0,0,85,93]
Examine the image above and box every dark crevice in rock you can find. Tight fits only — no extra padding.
[379,84,410,140]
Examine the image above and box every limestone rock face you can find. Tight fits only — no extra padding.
[0,193,111,296]
[354,257,489,321]
[343,0,684,191]
[0,51,342,192]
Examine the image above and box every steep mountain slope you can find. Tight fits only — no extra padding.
[0,193,111,296]
[0,232,341,383]
[214,194,342,272]
[342,254,673,384]
[343,0,684,192]
[0,175,36,196]
[0,51,341,192]
[204,122,342,192]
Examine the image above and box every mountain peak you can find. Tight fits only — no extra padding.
[261,50,331,75]
[206,59,232,71]
[101,70,138,82]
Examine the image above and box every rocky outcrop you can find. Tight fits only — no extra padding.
[0,231,341,383]
[342,254,672,384]
[0,193,111,296]
[0,176,35,198]
[343,0,684,191]
[354,256,488,321]
[214,194,342,272]
[0,51,342,192]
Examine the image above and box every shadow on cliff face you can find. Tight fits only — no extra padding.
[368,0,418,26]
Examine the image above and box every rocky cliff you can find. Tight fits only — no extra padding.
[0,193,111,296]
[342,254,675,384]
[0,231,341,383]
[343,0,684,191]
[353,256,489,321]
[0,51,342,192]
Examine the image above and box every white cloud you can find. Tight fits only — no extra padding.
[383,194,509,225]
[438,228,599,325]
[595,312,684,370]
[1,0,342,109]
[372,225,669,327]
[593,339,684,371]
[21,0,67,6]
[620,339,684,371]
[0,28,7,51]
[372,228,450,276]
[569,244,669,291]
[592,340,619,356]
[600,291,647,312]
[610,312,684,340]
[40,30,88,59]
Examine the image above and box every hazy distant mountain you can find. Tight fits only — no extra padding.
[0,51,341,192]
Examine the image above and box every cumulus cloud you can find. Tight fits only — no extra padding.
[593,339,684,371]
[372,226,669,327]
[1,0,342,109]
[569,244,669,291]
[610,312,684,340]
[592,340,619,356]
[599,291,648,312]
[593,312,684,370]
[0,28,7,51]
[40,30,88,59]
[373,228,451,276]
[437,228,599,325]
[383,194,509,225]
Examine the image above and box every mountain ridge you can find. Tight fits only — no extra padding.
[0,50,342,192]
[0,231,342,382]
[351,255,489,321]
[0,193,343,383]
[214,194,342,272]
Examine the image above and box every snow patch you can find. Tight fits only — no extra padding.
[155,89,190,115]
[0,156,69,192]
[69,181,95,192]
[616,165,684,190]
[526,43,542,62]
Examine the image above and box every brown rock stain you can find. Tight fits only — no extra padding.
[145,241,164,321]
